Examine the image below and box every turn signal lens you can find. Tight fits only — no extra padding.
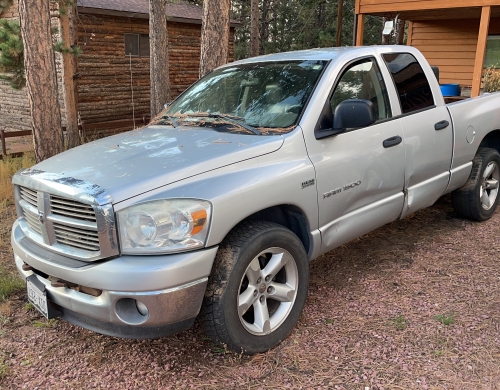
[191,209,207,235]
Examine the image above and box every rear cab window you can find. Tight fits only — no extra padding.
[382,53,434,114]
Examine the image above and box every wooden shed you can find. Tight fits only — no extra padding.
[354,0,500,97]
[0,0,237,133]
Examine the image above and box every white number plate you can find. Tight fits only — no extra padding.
[27,276,49,319]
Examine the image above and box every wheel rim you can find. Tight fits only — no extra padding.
[480,161,500,210]
[237,247,299,336]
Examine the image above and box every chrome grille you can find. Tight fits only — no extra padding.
[50,195,97,222]
[50,195,99,252]
[20,187,37,207]
[14,171,118,262]
[19,187,42,234]
[53,223,100,252]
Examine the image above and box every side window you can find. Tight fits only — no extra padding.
[382,53,434,114]
[330,58,392,123]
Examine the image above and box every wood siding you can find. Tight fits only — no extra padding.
[358,0,500,14]
[410,18,500,85]
[77,14,235,124]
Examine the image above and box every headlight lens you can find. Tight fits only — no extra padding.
[117,199,211,254]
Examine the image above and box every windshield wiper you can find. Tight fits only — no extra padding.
[174,113,262,135]
[206,113,262,135]
[161,115,179,128]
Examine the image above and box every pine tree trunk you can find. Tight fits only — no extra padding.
[149,0,170,118]
[382,17,391,45]
[396,19,405,45]
[199,0,230,78]
[336,0,344,47]
[250,0,259,57]
[60,4,80,149]
[18,0,64,163]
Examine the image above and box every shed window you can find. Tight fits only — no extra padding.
[382,53,434,114]
[484,36,500,68]
[124,33,150,57]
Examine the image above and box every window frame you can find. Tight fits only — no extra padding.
[124,33,150,58]
[382,52,435,116]
[314,55,394,138]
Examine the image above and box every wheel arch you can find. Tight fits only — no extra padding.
[478,130,500,154]
[239,204,312,257]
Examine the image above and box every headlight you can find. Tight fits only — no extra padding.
[117,199,212,254]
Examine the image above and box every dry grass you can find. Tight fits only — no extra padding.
[0,152,35,212]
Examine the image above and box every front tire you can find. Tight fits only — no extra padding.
[452,147,500,221]
[200,221,309,355]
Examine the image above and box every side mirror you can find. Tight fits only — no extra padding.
[164,102,171,109]
[315,99,376,140]
[333,99,376,130]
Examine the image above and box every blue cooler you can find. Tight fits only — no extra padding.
[440,84,460,97]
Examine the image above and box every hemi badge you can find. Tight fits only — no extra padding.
[302,179,315,189]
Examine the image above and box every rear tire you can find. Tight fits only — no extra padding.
[452,147,500,221]
[200,221,309,355]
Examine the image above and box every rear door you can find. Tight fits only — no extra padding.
[382,52,453,217]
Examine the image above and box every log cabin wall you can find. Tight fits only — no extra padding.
[0,0,67,133]
[409,17,500,86]
[77,13,236,124]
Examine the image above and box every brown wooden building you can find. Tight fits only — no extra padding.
[0,0,237,133]
[354,0,500,96]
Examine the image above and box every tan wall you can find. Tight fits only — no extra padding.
[358,0,500,14]
[77,13,236,124]
[410,17,500,86]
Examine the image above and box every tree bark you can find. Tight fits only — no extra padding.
[60,4,80,149]
[18,0,64,163]
[382,17,391,45]
[199,0,230,78]
[336,0,344,47]
[250,0,259,57]
[396,19,406,45]
[149,0,170,118]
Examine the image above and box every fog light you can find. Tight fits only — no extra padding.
[136,300,149,316]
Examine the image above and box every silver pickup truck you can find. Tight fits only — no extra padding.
[11,46,500,354]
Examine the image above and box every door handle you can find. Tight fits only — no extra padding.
[435,120,450,131]
[383,136,402,148]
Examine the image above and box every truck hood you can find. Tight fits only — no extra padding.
[34,125,284,203]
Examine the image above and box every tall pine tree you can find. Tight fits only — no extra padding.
[0,18,24,89]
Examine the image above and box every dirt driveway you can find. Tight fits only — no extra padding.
[1,195,499,389]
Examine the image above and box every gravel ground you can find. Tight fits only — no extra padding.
[1,195,499,389]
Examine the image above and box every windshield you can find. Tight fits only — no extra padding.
[164,60,328,133]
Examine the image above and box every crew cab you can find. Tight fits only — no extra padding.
[12,46,500,354]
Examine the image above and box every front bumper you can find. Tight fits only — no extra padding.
[12,219,218,338]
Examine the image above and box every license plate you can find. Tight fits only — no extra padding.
[27,275,49,319]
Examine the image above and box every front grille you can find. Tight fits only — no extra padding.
[53,223,100,251]
[50,195,97,222]
[20,187,37,207]
[20,187,42,234]
[18,186,100,254]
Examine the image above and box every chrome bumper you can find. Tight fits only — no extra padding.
[12,219,218,338]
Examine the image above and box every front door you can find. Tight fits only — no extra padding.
[306,57,406,254]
